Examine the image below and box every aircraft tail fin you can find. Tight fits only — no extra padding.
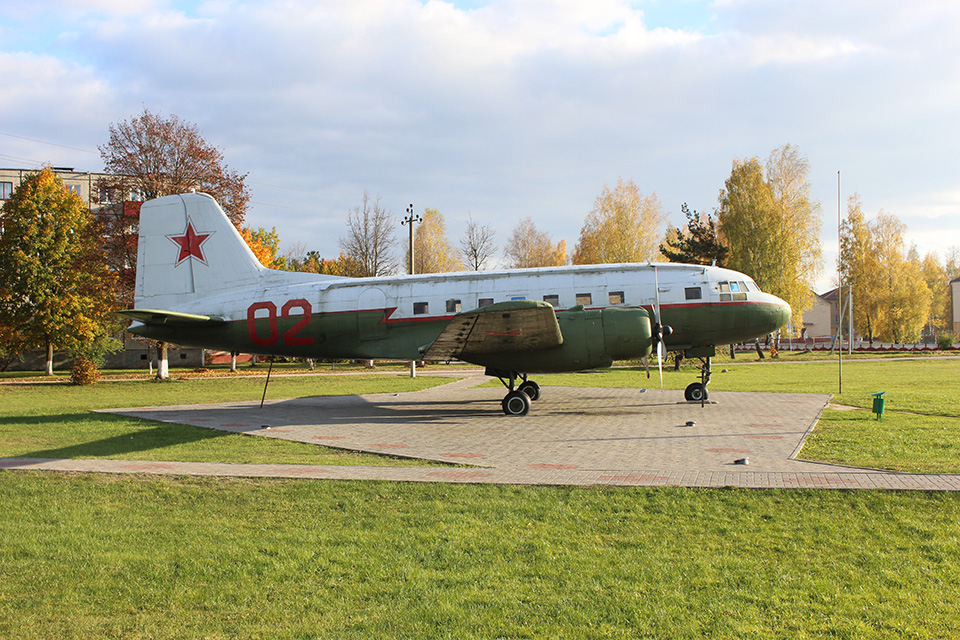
[134,193,267,309]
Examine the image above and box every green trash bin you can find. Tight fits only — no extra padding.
[871,392,886,420]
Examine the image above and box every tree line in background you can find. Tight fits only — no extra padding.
[1,111,957,375]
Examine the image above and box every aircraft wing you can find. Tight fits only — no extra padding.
[117,309,225,325]
[422,300,563,361]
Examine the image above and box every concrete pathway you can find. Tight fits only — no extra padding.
[3,374,960,490]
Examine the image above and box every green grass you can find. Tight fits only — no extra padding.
[0,375,451,466]
[2,473,960,639]
[3,359,960,637]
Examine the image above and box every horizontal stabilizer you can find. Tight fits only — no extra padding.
[422,300,562,361]
[117,309,225,325]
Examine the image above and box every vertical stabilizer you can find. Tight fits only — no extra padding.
[135,193,265,309]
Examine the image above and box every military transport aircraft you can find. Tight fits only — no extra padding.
[120,193,791,415]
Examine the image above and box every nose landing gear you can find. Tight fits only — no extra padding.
[684,356,712,403]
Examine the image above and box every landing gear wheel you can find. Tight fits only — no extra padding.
[518,380,541,401]
[502,390,532,416]
[685,382,708,402]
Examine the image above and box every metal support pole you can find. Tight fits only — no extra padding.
[401,204,421,377]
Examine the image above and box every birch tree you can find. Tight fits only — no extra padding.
[573,177,666,265]
[717,145,822,331]
[407,208,463,274]
[503,217,567,268]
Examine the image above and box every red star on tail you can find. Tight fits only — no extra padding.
[168,218,214,265]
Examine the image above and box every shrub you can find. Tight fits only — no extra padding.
[938,333,956,350]
[70,356,101,385]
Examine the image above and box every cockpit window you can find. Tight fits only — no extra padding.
[718,280,748,302]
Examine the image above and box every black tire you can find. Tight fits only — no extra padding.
[518,380,541,401]
[685,382,707,402]
[502,390,531,416]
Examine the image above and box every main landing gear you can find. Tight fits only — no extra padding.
[489,369,541,416]
[684,356,712,402]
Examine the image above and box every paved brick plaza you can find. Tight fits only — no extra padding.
[4,374,960,490]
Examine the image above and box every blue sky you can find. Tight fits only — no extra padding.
[2,0,958,290]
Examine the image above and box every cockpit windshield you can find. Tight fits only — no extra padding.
[718,280,754,301]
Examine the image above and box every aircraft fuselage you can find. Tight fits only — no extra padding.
[131,262,790,369]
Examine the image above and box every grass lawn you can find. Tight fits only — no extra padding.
[2,359,960,637]
[3,473,960,639]
[0,374,451,466]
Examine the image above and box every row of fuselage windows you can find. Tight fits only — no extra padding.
[411,287,708,315]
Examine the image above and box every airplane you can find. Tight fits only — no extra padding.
[119,193,791,415]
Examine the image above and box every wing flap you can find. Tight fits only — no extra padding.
[423,300,562,361]
[117,309,225,325]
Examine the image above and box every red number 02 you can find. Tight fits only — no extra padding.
[247,299,315,347]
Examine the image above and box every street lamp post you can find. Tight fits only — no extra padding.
[401,203,421,275]
[401,204,421,377]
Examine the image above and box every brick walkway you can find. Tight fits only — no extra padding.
[4,374,960,490]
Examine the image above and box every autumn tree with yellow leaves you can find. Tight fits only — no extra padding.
[717,144,822,332]
[573,177,666,265]
[241,226,287,269]
[503,217,567,268]
[0,168,120,374]
[407,208,463,274]
[840,195,932,343]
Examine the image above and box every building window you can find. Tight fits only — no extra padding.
[685,287,702,300]
[129,188,146,202]
[446,299,462,313]
[575,293,592,306]
[543,294,560,307]
[478,298,493,307]
[65,184,82,197]
[608,291,624,305]
[99,187,116,204]
[413,302,429,315]
[0,182,12,200]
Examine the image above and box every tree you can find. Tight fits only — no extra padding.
[573,177,666,265]
[241,226,287,269]
[99,108,250,225]
[840,197,932,343]
[839,194,883,342]
[0,168,120,374]
[98,108,251,306]
[717,145,822,332]
[459,214,497,271]
[339,192,398,276]
[405,208,463,274]
[503,217,567,268]
[659,203,728,265]
[921,252,950,334]
[286,245,364,277]
[872,213,931,343]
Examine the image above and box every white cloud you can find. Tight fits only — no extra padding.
[2,0,959,269]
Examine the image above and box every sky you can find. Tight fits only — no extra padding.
[2,0,958,291]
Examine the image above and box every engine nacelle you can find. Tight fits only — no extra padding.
[599,306,654,360]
